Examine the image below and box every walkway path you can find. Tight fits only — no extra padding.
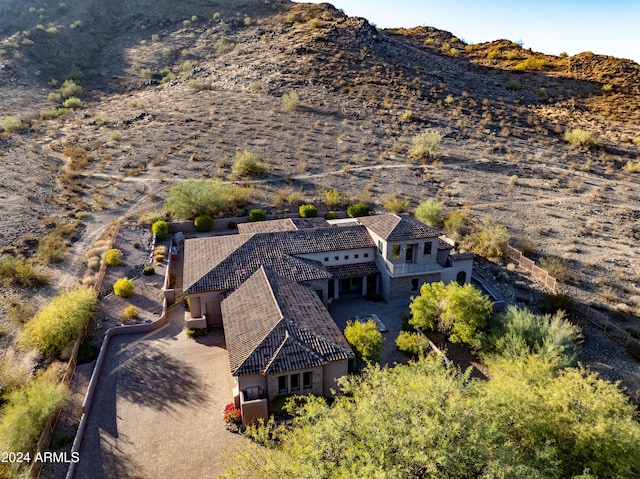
[74,251,242,478]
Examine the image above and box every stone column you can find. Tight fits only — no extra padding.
[361,276,367,296]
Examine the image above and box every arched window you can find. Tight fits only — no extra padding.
[456,271,467,285]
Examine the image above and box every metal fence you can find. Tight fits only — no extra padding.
[504,245,640,358]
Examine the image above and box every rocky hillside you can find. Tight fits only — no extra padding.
[0,0,639,376]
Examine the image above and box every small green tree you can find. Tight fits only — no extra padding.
[346,203,369,218]
[443,209,470,241]
[19,288,97,356]
[344,319,383,363]
[408,129,442,161]
[410,281,492,349]
[299,204,318,218]
[105,248,123,267]
[113,278,135,298]
[194,214,214,232]
[152,220,168,240]
[415,198,444,227]
[249,209,266,222]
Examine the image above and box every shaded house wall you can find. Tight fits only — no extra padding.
[188,291,223,327]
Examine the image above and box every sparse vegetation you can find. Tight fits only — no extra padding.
[623,160,640,173]
[323,188,345,208]
[281,90,301,110]
[0,256,49,287]
[0,116,24,133]
[249,208,266,222]
[232,150,267,177]
[113,278,135,298]
[539,255,574,282]
[62,97,83,109]
[564,129,595,148]
[505,80,521,91]
[464,220,510,258]
[408,129,442,161]
[123,305,138,320]
[384,197,410,213]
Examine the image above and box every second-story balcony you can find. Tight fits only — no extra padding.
[377,256,444,276]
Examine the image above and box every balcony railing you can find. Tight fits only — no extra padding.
[378,256,444,276]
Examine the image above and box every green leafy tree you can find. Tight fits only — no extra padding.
[415,198,444,227]
[344,319,383,363]
[410,281,492,348]
[486,306,581,368]
[222,355,640,479]
[395,331,430,357]
[18,288,97,356]
[164,179,251,219]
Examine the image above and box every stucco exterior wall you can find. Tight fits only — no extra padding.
[296,247,376,267]
[266,367,323,402]
[237,374,268,397]
[322,359,349,396]
[389,273,442,302]
[187,291,223,326]
[441,257,473,285]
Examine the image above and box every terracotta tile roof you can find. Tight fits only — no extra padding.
[184,224,374,293]
[325,262,379,279]
[221,267,354,376]
[183,234,251,293]
[358,214,440,241]
[237,218,297,234]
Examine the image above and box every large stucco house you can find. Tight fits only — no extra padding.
[181,214,473,425]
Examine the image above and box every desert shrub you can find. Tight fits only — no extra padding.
[214,36,234,54]
[0,375,68,455]
[212,12,221,20]
[6,298,35,325]
[62,97,83,109]
[505,80,521,91]
[108,130,122,141]
[243,16,252,27]
[48,92,62,103]
[633,137,640,146]
[281,91,301,110]
[40,107,66,119]
[166,179,252,219]
[249,209,266,222]
[395,331,430,358]
[0,116,24,133]
[487,49,499,59]
[486,306,580,368]
[105,248,123,267]
[299,204,318,218]
[344,319,384,363]
[36,221,77,265]
[559,51,568,58]
[325,211,337,220]
[187,79,205,91]
[113,278,135,298]
[601,83,614,92]
[58,79,82,99]
[564,129,594,148]
[539,256,574,282]
[384,197,410,213]
[408,129,442,161]
[539,292,575,317]
[123,305,138,319]
[400,109,416,122]
[623,160,640,173]
[19,288,97,356]
[444,94,454,105]
[513,57,547,71]
[232,150,267,177]
[323,188,345,208]
[194,214,214,232]
[535,87,548,99]
[133,242,140,249]
[0,256,49,287]
[508,175,519,186]
[152,220,168,240]
[464,220,510,258]
[143,265,155,276]
[227,221,237,229]
[347,203,370,218]
[444,209,470,241]
[415,198,444,227]
[153,245,168,262]
[186,327,207,338]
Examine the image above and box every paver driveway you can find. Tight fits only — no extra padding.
[74,304,243,478]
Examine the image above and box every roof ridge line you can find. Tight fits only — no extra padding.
[261,328,289,375]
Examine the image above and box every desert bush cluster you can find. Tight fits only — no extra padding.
[165,179,253,219]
